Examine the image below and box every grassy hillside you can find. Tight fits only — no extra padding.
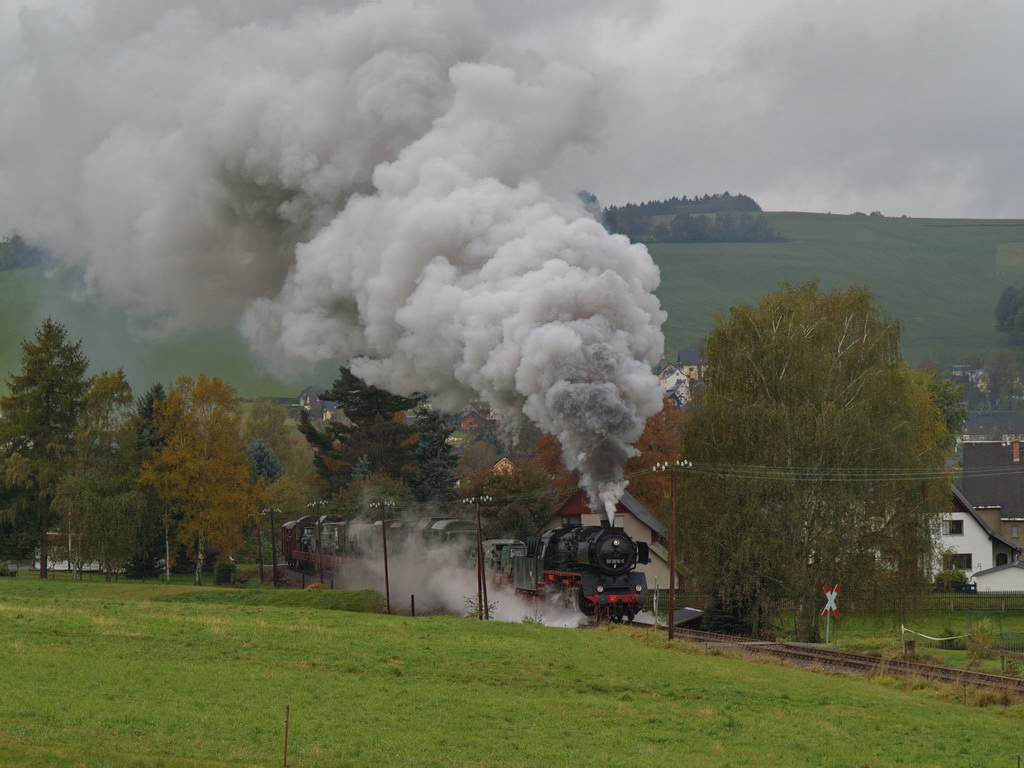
[652,212,1024,366]
[0,267,338,399]
[2,212,1021,398]
[2,577,1022,767]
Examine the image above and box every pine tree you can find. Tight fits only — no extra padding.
[298,366,422,496]
[0,318,91,577]
[411,409,458,504]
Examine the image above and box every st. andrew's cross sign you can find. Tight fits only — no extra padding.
[822,584,840,643]
[822,584,840,617]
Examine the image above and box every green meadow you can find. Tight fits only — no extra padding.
[2,578,1024,767]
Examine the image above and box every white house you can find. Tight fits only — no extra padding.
[941,486,1020,583]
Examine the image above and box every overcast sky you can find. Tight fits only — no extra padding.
[487,0,1024,219]
[2,0,1022,220]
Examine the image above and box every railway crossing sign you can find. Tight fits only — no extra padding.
[822,584,840,644]
[822,584,840,617]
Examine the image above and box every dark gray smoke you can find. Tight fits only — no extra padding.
[0,0,665,513]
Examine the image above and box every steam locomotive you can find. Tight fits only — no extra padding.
[281,514,650,622]
[511,523,650,622]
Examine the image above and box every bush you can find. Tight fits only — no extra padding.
[214,562,235,586]
[934,568,968,592]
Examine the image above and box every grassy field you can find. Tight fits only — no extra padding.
[3,578,1024,767]
[653,212,1024,366]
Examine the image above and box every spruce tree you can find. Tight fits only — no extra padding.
[411,409,458,504]
[0,318,91,577]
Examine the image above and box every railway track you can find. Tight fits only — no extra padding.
[672,628,1024,696]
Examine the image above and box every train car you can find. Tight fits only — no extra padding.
[511,523,649,621]
[281,515,319,568]
[482,539,526,578]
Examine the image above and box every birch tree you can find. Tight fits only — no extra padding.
[52,369,144,579]
[681,282,952,640]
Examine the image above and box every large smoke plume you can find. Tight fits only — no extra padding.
[0,0,665,511]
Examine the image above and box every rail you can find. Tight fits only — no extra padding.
[670,628,1024,696]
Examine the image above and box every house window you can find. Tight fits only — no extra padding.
[944,520,964,536]
[561,515,581,527]
[997,553,1009,566]
[1013,525,1020,538]
[943,553,973,571]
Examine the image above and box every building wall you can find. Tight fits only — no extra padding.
[938,508,995,578]
[974,566,1024,592]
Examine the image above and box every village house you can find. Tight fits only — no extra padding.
[297,385,338,422]
[940,485,1020,586]
[656,350,705,408]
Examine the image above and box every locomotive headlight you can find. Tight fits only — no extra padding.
[613,539,620,546]
[635,585,643,592]
[596,585,604,593]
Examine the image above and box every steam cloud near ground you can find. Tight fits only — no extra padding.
[0,0,665,511]
[326,542,587,628]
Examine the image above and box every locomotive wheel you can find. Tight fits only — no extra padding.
[574,587,594,616]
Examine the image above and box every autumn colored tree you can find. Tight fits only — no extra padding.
[681,282,951,640]
[245,397,314,485]
[535,433,579,502]
[0,318,91,577]
[624,399,686,516]
[458,450,559,540]
[142,374,255,584]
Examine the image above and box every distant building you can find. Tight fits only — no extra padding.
[491,457,515,476]
[656,350,705,408]
[676,349,705,381]
[962,411,1024,443]
[298,386,338,422]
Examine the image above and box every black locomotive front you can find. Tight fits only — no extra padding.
[513,524,650,621]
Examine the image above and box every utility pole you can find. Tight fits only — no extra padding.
[371,501,394,614]
[668,466,676,641]
[655,461,690,640]
[269,508,280,588]
[463,496,492,619]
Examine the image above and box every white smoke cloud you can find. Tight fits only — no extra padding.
[0,0,665,509]
[330,541,588,628]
